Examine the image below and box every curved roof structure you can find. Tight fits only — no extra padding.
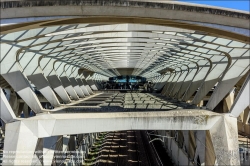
[1,0,249,109]
[0,1,249,165]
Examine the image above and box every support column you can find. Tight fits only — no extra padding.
[46,74,72,103]
[28,73,61,107]
[3,121,38,165]
[76,78,90,96]
[86,79,98,91]
[160,73,173,95]
[176,64,198,100]
[69,77,85,98]
[192,56,227,105]
[243,108,250,125]
[162,72,176,96]
[31,138,43,166]
[19,52,61,107]
[222,88,235,113]
[82,79,94,95]
[43,136,58,166]
[68,135,76,152]
[8,90,19,116]
[171,69,189,98]
[194,131,206,166]
[209,114,240,165]
[40,58,71,103]
[230,74,249,117]
[2,71,43,113]
[168,70,182,97]
[22,103,29,118]
[207,77,241,110]
[63,135,70,152]
[182,65,210,101]
[182,130,189,154]
[65,65,85,98]
[55,135,69,165]
[192,78,219,105]
[59,75,80,100]
[154,74,170,90]
[54,62,79,100]
[71,67,90,96]
[0,87,16,123]
[17,103,24,117]
[182,80,203,101]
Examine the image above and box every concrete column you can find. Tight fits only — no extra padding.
[43,136,58,166]
[81,78,94,95]
[167,70,182,97]
[78,145,84,164]
[64,65,85,98]
[40,58,71,103]
[82,71,97,92]
[160,73,173,95]
[182,130,189,154]
[243,108,250,125]
[4,88,11,101]
[47,74,72,103]
[2,71,43,113]
[206,48,249,111]
[28,73,61,107]
[162,72,176,96]
[22,103,29,118]
[68,77,85,98]
[192,56,228,105]
[63,135,70,152]
[183,80,204,101]
[209,114,240,165]
[176,77,193,100]
[176,68,198,100]
[0,87,16,123]
[70,66,90,96]
[31,138,43,166]
[76,78,90,96]
[229,74,249,117]
[222,88,235,113]
[85,72,99,91]
[206,77,241,111]
[17,103,24,117]
[154,74,170,90]
[54,61,79,100]
[19,52,61,107]
[182,64,211,101]
[0,45,44,113]
[68,135,76,152]
[89,133,93,146]
[3,121,38,165]
[192,78,219,104]
[171,70,189,98]
[8,90,19,116]
[87,79,98,91]
[194,131,206,166]
[59,76,80,100]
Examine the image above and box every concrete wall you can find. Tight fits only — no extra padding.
[158,130,194,166]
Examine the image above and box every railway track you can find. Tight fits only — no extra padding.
[88,130,167,166]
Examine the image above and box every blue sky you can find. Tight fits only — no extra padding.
[180,1,250,12]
